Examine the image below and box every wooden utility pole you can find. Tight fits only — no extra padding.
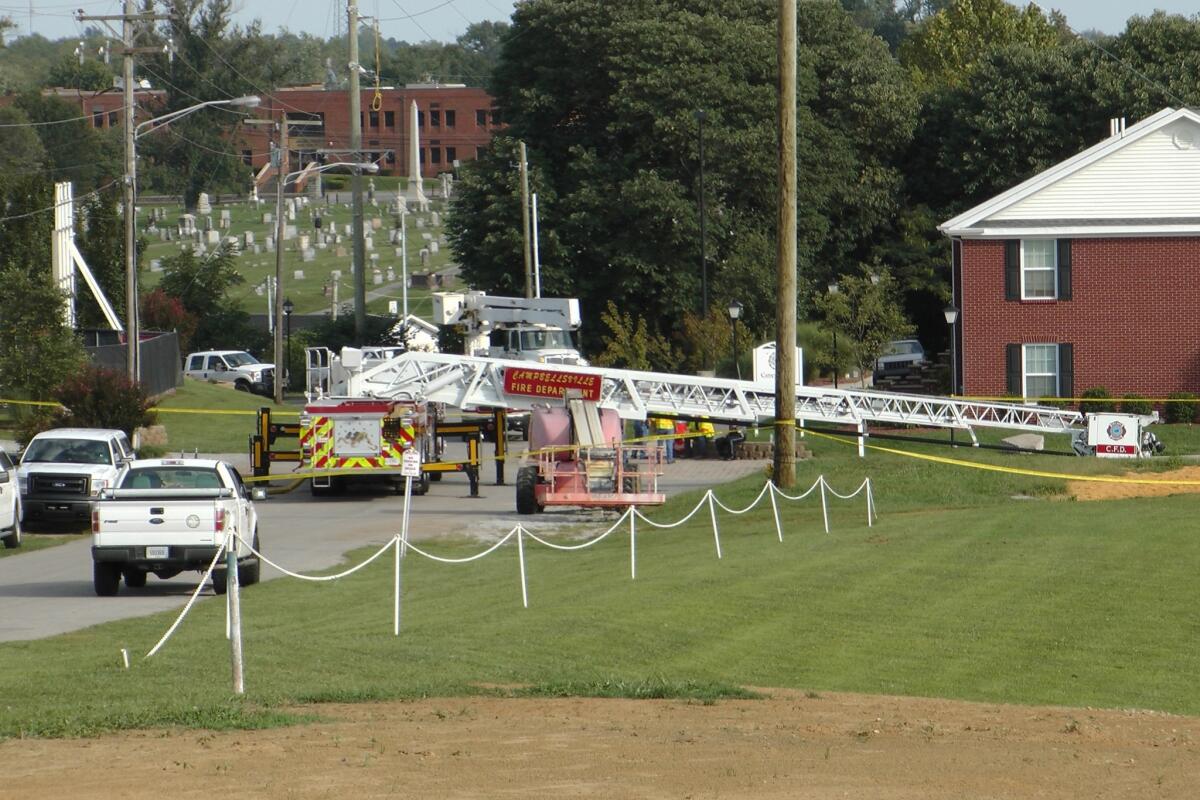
[273,120,288,404]
[774,0,797,489]
[349,0,367,342]
[519,141,533,299]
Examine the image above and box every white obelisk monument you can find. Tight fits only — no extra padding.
[406,100,429,210]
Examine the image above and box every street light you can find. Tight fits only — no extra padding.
[727,299,743,380]
[273,160,378,403]
[827,282,840,389]
[125,94,260,382]
[943,303,959,395]
[695,109,708,314]
[283,296,294,394]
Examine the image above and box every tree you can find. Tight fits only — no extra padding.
[12,91,122,192]
[74,189,129,327]
[140,288,198,351]
[0,106,47,174]
[813,269,913,388]
[449,0,917,362]
[0,263,87,401]
[900,0,1069,90]
[591,302,677,371]
[1092,12,1200,119]
[155,244,265,353]
[46,54,115,91]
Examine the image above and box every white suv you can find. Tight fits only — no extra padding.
[184,350,275,396]
[17,428,134,527]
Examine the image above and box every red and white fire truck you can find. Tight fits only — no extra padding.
[300,397,435,495]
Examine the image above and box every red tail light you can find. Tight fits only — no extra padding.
[214,507,226,532]
[91,508,99,534]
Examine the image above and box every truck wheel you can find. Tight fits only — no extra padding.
[412,473,430,496]
[238,533,261,586]
[211,567,228,595]
[93,562,121,596]
[122,568,147,588]
[516,466,538,515]
[234,379,251,392]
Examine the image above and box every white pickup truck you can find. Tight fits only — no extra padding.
[90,458,266,597]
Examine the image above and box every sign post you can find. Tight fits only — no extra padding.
[395,447,422,635]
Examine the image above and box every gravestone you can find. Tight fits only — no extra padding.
[298,234,310,251]
[386,267,395,281]
[336,246,348,258]
[394,248,403,258]
[149,259,162,272]
[302,248,316,262]
[294,270,305,280]
[431,211,440,226]
[196,192,211,215]
[262,213,272,225]
[243,231,254,247]
[220,209,231,229]
[415,217,425,229]
[370,217,382,230]
[331,269,342,279]
[284,225,297,240]
[206,230,221,245]
[429,241,439,255]
[373,269,383,285]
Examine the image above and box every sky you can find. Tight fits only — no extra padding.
[7,1,1199,44]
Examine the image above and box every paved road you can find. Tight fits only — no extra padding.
[0,449,766,643]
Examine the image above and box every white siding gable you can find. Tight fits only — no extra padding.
[992,118,1200,221]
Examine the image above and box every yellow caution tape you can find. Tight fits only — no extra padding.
[800,427,1200,486]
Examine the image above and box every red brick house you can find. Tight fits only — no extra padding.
[939,107,1200,401]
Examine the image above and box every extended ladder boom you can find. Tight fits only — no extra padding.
[332,351,1082,434]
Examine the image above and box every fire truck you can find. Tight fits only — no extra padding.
[300,397,434,495]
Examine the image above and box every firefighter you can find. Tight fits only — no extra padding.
[652,415,675,464]
[695,417,715,458]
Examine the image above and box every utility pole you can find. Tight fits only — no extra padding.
[122,0,137,381]
[273,121,288,404]
[774,0,797,489]
[77,2,167,383]
[519,141,533,299]
[348,0,367,343]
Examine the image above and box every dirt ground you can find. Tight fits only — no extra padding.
[4,690,1199,799]
[1067,465,1200,501]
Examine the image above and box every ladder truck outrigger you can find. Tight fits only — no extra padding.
[301,348,1160,513]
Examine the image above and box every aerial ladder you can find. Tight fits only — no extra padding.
[308,349,1088,460]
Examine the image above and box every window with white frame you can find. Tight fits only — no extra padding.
[1021,239,1057,299]
[1023,344,1059,397]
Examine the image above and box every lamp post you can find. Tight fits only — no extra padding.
[695,109,708,314]
[727,299,743,380]
[943,303,959,396]
[827,282,840,389]
[283,296,294,393]
[126,94,260,382]
[272,160,377,403]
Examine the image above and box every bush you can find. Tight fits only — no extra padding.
[1120,394,1153,416]
[49,365,156,439]
[1165,392,1198,424]
[1079,387,1115,414]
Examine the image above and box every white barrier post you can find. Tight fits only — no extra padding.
[866,478,874,527]
[393,535,401,635]
[516,526,529,608]
[707,491,723,559]
[226,530,245,695]
[768,483,783,542]
[629,507,637,579]
[857,421,866,458]
[819,476,830,534]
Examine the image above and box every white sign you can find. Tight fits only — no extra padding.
[401,448,422,477]
[1087,413,1141,458]
[752,342,804,386]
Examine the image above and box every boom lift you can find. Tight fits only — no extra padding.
[432,291,587,365]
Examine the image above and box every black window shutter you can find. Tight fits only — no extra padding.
[1006,344,1021,396]
[1004,240,1020,300]
[1057,239,1072,300]
[1058,343,1074,400]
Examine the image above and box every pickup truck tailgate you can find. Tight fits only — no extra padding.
[93,501,220,547]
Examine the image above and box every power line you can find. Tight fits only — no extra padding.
[0,178,120,223]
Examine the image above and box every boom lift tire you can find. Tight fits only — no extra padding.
[516,465,539,515]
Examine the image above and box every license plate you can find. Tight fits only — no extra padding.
[146,546,169,559]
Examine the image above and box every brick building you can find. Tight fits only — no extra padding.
[938,107,1200,400]
[241,83,501,178]
[6,83,500,179]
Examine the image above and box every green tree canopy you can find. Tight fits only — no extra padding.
[448,0,917,362]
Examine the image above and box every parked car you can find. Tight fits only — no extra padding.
[873,339,927,383]
[184,350,275,396]
[0,449,22,548]
[17,428,134,527]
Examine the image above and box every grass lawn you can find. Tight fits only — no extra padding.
[150,378,301,454]
[0,535,76,558]
[2,429,1198,738]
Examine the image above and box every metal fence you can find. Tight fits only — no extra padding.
[83,331,182,398]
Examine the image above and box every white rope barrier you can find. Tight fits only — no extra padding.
[708,481,773,515]
[403,529,518,564]
[520,506,632,551]
[140,475,876,660]
[243,535,396,581]
[145,543,227,659]
[632,492,712,529]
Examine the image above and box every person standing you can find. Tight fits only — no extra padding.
[652,415,675,464]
